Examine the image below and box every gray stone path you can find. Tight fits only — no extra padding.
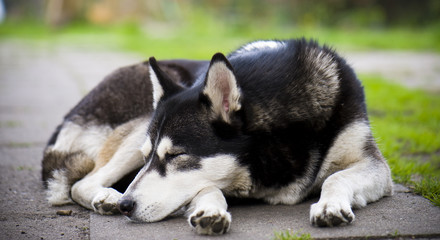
[0,39,140,239]
[345,50,440,91]
[0,39,439,239]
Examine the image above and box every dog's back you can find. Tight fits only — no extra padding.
[229,39,365,131]
[195,39,371,192]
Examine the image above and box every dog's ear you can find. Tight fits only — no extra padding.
[149,57,184,109]
[202,53,241,123]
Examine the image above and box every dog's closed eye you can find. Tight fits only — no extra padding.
[165,151,187,162]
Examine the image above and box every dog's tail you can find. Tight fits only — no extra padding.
[42,149,95,205]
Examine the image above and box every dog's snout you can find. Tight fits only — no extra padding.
[118,198,135,216]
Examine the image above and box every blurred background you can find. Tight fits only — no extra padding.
[5,0,440,27]
[5,0,439,27]
[0,0,439,58]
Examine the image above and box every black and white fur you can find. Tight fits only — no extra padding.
[42,59,207,211]
[42,39,393,235]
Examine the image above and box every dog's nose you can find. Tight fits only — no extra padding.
[118,198,135,216]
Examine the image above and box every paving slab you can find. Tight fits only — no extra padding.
[344,51,440,91]
[90,184,440,240]
[1,39,439,240]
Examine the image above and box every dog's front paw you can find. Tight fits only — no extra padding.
[188,208,231,235]
[92,188,122,215]
[310,200,354,227]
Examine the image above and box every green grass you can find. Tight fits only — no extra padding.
[273,230,312,240]
[412,177,440,206]
[363,75,440,206]
[1,20,439,60]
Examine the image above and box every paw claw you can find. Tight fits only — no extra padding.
[341,210,354,222]
[196,211,204,217]
[190,216,197,227]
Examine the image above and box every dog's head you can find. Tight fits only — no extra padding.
[118,53,251,222]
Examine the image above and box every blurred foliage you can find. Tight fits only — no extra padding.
[1,1,440,59]
[3,0,440,28]
[1,20,439,60]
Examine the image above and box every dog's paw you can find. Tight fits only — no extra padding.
[310,200,355,227]
[92,188,122,215]
[188,208,231,235]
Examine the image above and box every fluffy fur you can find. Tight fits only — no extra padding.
[42,59,208,209]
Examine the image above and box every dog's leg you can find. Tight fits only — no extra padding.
[187,186,231,235]
[71,150,143,215]
[310,160,392,226]
[310,121,393,227]
[71,119,147,215]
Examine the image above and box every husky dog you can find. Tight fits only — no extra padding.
[42,39,393,235]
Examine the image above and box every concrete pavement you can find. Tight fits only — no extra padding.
[1,39,439,239]
[345,50,440,91]
[90,184,440,239]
